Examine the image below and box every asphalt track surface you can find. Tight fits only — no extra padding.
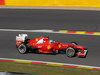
[0,9,100,31]
[0,9,100,67]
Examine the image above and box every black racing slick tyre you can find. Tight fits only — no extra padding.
[66,47,76,57]
[17,44,28,54]
[71,42,78,45]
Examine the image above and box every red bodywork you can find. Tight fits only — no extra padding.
[16,36,87,57]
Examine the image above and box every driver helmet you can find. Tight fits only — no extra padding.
[50,40,54,42]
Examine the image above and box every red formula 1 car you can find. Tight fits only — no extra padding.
[16,34,88,58]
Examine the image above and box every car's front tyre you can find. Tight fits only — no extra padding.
[66,47,76,57]
[71,41,78,45]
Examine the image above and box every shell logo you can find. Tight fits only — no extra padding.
[58,45,61,48]
[36,39,38,41]
[47,45,51,50]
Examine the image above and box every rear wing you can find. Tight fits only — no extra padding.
[16,34,28,46]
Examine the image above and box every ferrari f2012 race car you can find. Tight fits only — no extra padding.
[16,34,88,58]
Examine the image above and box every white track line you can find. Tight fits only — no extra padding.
[0,29,53,32]
[0,29,100,36]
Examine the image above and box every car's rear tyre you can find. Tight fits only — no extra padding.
[17,44,28,54]
[66,47,76,57]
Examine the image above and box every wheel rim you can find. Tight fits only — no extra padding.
[66,47,75,57]
[18,44,26,53]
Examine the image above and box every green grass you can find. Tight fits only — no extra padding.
[0,61,100,75]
